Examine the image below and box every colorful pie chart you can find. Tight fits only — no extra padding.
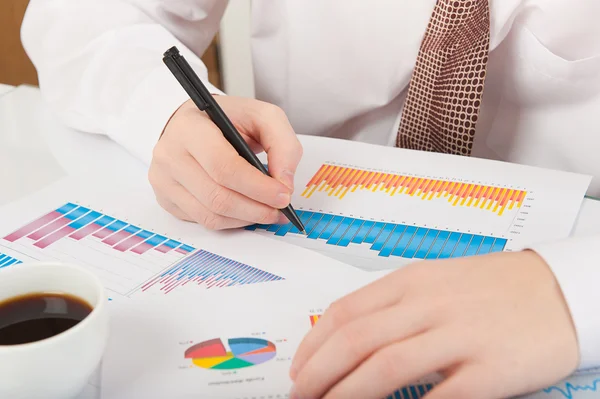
[185,337,277,370]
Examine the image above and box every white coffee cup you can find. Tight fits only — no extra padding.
[0,261,109,399]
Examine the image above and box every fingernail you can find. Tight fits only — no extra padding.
[279,170,295,192]
[277,192,291,208]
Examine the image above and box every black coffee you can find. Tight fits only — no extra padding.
[0,293,93,345]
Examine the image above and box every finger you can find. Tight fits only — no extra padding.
[173,152,286,225]
[239,132,263,154]
[184,114,292,207]
[166,178,251,230]
[155,194,194,222]
[292,303,433,399]
[150,164,195,223]
[244,102,302,192]
[291,268,412,378]
[321,329,466,399]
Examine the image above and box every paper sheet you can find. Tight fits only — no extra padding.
[251,136,592,271]
[1,135,595,399]
[522,374,600,399]
[0,171,389,399]
[0,174,372,302]
[101,286,600,399]
[101,286,317,398]
[100,286,440,399]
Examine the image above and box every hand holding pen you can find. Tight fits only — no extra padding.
[147,46,305,232]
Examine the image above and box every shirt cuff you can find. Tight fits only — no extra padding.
[529,235,600,370]
[111,60,224,165]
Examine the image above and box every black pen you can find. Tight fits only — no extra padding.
[162,46,306,233]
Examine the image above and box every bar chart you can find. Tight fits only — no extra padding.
[0,252,22,269]
[301,163,526,216]
[246,210,507,260]
[387,385,435,399]
[1,200,291,299]
[1,202,251,297]
[138,249,284,294]
[2,202,195,256]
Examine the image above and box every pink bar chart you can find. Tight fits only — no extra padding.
[2,202,195,256]
[1,202,274,298]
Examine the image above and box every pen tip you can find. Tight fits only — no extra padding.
[300,229,307,235]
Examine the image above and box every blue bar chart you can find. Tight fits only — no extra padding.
[387,384,434,399]
[246,210,507,260]
[0,253,22,269]
[139,249,284,294]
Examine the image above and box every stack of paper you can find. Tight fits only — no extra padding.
[0,135,595,399]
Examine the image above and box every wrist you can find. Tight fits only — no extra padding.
[528,236,600,369]
[160,99,190,139]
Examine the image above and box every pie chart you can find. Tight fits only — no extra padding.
[185,337,277,370]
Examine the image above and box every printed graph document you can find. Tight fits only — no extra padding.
[101,287,600,399]
[100,287,441,399]
[101,287,316,399]
[252,136,591,271]
[0,174,369,302]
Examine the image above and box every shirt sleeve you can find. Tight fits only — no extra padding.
[529,235,600,370]
[20,0,227,165]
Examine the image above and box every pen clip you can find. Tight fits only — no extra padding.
[163,46,211,111]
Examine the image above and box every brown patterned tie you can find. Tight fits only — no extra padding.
[397,0,490,156]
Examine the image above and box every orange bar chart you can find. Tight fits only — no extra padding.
[301,164,527,216]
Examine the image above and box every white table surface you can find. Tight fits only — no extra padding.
[0,85,146,207]
[0,85,599,399]
[0,85,144,399]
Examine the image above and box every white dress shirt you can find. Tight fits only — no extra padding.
[21,0,600,369]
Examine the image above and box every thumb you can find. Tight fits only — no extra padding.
[249,102,303,192]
